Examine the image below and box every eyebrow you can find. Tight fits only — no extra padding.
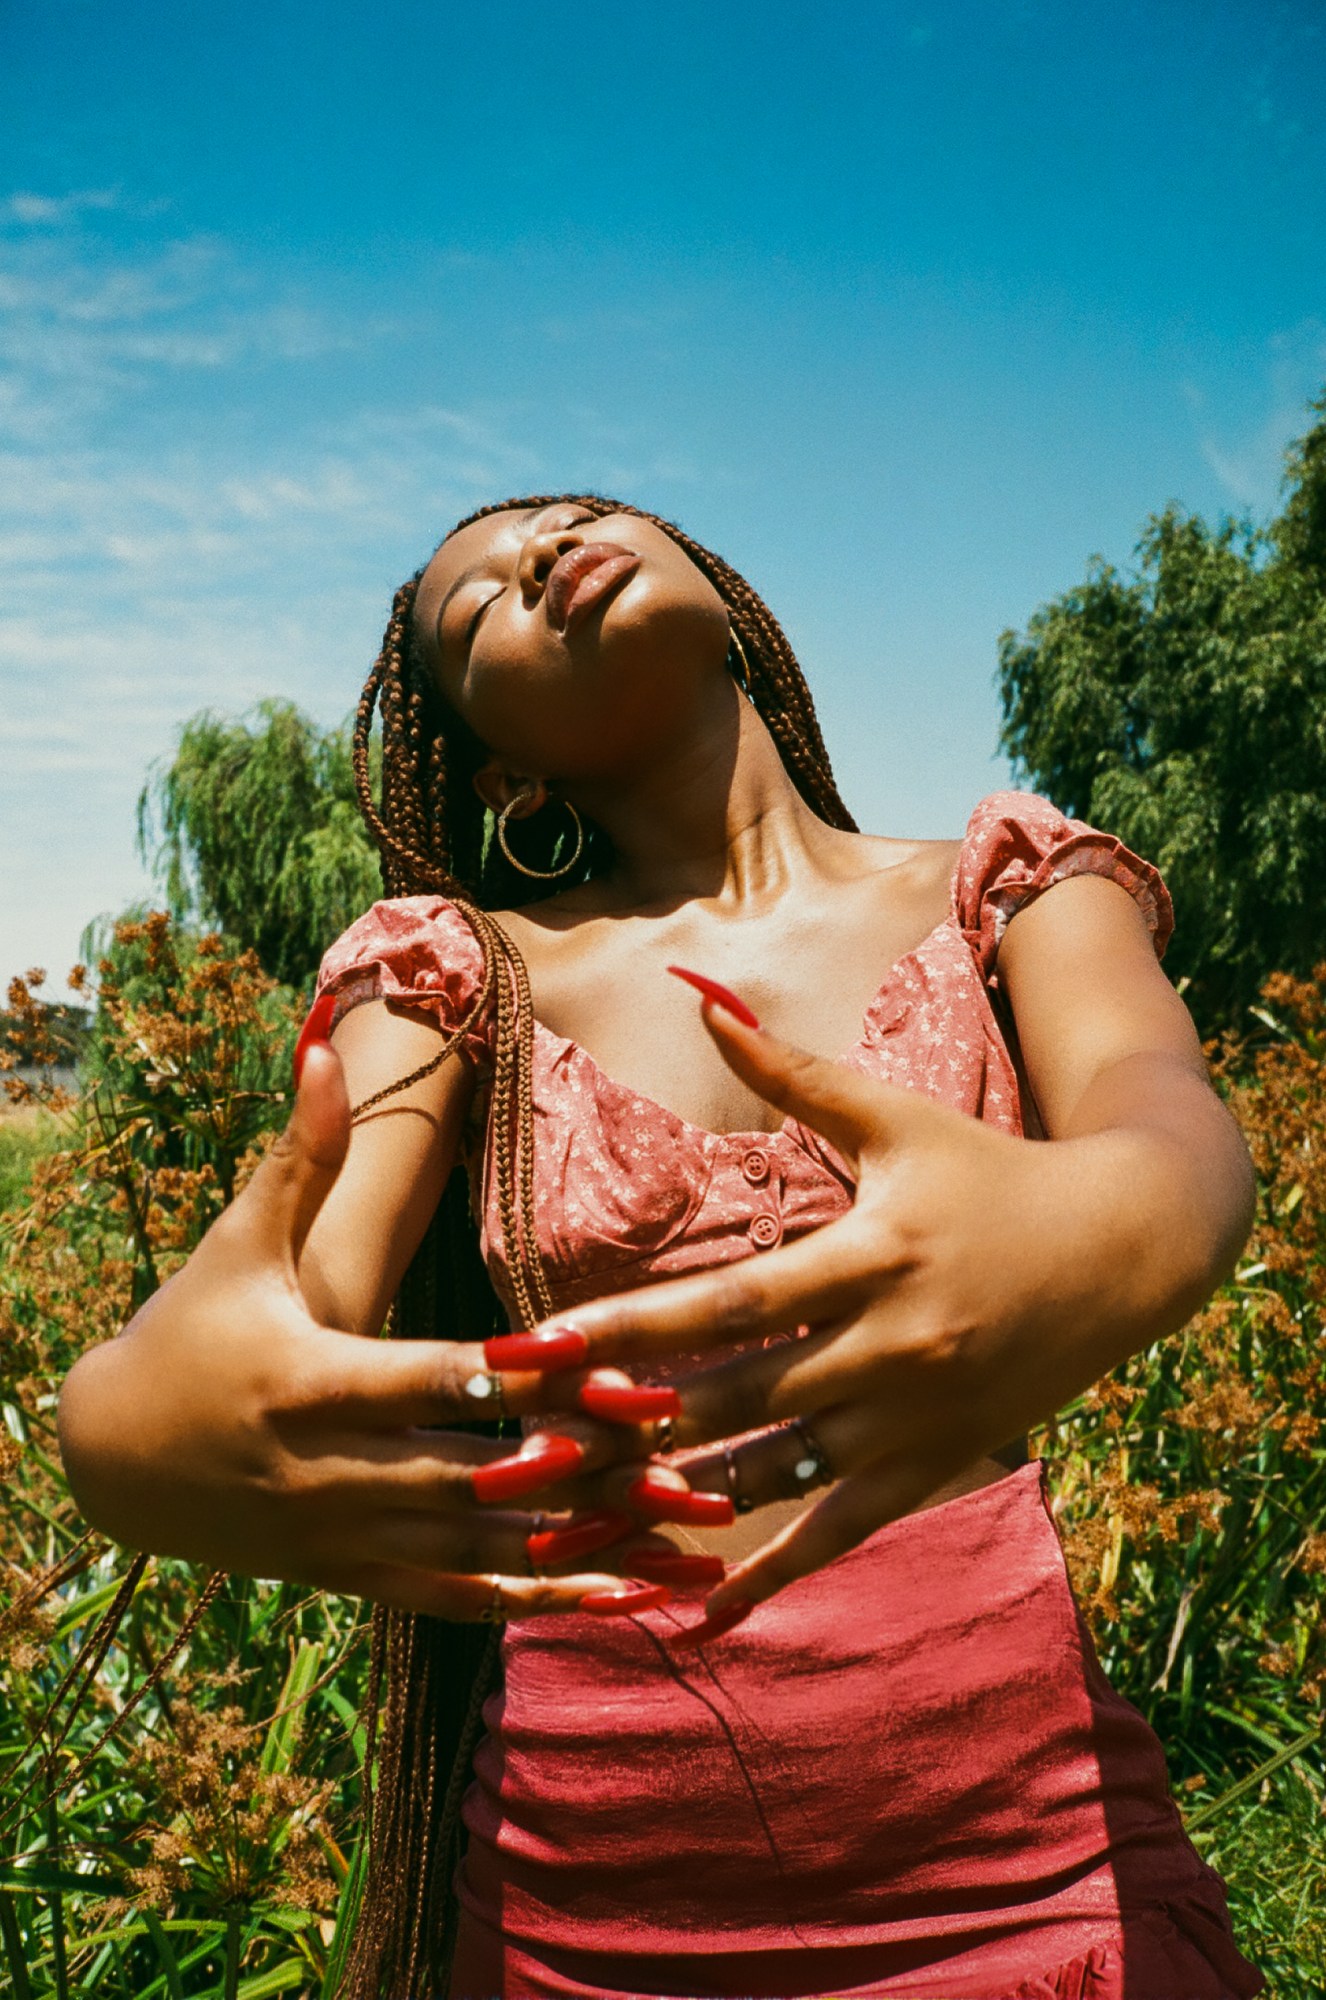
[432,509,537,651]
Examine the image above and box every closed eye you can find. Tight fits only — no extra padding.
[451,506,598,658]
[465,591,500,651]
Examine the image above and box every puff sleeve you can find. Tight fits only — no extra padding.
[313,896,492,1067]
[955,791,1174,982]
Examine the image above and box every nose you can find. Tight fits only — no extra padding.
[518,527,584,604]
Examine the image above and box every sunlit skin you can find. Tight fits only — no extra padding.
[58,501,1255,1626]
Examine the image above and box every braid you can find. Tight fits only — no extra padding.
[339,495,851,1999]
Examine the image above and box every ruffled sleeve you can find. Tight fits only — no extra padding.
[313,896,492,1066]
[955,790,1174,982]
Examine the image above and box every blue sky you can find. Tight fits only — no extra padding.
[3,0,1325,993]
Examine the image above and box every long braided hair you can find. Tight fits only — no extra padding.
[338,496,854,1997]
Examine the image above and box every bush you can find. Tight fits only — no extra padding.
[0,919,372,1998]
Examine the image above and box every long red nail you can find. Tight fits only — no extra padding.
[666,1599,755,1648]
[624,1549,727,1587]
[526,1511,635,1567]
[293,992,337,1086]
[579,1582,672,1616]
[472,1433,584,1504]
[626,1474,735,1527]
[666,966,760,1029]
[485,1327,589,1372]
[578,1382,682,1423]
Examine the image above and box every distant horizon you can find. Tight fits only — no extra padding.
[4,0,1324,992]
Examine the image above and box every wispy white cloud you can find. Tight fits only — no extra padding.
[4,188,120,227]
[0,196,719,984]
[1182,322,1326,516]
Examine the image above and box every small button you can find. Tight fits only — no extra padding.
[741,1147,770,1186]
[748,1212,782,1250]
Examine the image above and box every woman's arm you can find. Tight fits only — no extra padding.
[55,1005,662,1616]
[998,871,1254,1349]
[293,999,473,1334]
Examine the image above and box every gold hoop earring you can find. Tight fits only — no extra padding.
[496,794,586,880]
[727,624,753,693]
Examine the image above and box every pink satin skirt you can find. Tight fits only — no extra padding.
[453,1462,1262,1999]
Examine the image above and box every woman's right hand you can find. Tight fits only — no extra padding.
[55,1035,720,1620]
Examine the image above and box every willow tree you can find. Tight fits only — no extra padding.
[998,391,1326,1035]
[137,700,382,990]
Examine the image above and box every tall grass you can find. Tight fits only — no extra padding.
[1036,968,1326,1995]
[2,927,1323,1995]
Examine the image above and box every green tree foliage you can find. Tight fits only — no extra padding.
[998,391,1326,1033]
[136,701,382,991]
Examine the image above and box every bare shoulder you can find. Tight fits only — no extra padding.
[485,883,614,989]
[848,829,964,919]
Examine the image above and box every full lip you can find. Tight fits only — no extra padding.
[544,541,641,636]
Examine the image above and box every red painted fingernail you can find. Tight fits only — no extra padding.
[578,1382,682,1423]
[666,1598,755,1649]
[484,1327,589,1371]
[626,1474,736,1527]
[579,1582,672,1616]
[666,966,760,1029]
[526,1511,635,1567]
[624,1549,727,1587]
[293,992,337,1086]
[472,1433,584,1504]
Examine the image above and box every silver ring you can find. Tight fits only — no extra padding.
[723,1441,754,1514]
[526,1513,546,1578]
[788,1417,833,1488]
[654,1415,676,1455]
[464,1369,507,1417]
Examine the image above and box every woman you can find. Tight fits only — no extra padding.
[59,496,1264,1998]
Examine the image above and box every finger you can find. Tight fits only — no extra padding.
[226,1030,351,1272]
[701,1445,988,1618]
[367,1506,619,1581]
[528,1213,890,1367]
[666,1389,978,1538]
[671,1401,854,1516]
[354,1439,737,1536]
[371,1508,707,1589]
[468,1421,674,1504]
[659,1294,974,1455]
[690,998,910,1166]
[295,1328,533,1428]
[353,1421,654,1514]
[293,1330,657,1442]
[658,1323,857,1450]
[595,1457,739,1528]
[326,1560,666,1622]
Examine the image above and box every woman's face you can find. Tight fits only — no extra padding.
[412,501,731,787]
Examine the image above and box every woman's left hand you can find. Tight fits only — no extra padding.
[494,989,1248,1629]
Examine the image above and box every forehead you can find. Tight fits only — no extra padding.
[419,506,537,600]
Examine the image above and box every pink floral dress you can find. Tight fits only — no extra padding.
[316,792,1262,2000]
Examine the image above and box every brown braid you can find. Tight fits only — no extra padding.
[338,497,853,1999]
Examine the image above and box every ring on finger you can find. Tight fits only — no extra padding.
[723,1441,754,1514]
[654,1414,676,1455]
[526,1513,546,1579]
[464,1368,507,1417]
[788,1417,833,1489]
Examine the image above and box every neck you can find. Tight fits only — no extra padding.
[567,685,845,909]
